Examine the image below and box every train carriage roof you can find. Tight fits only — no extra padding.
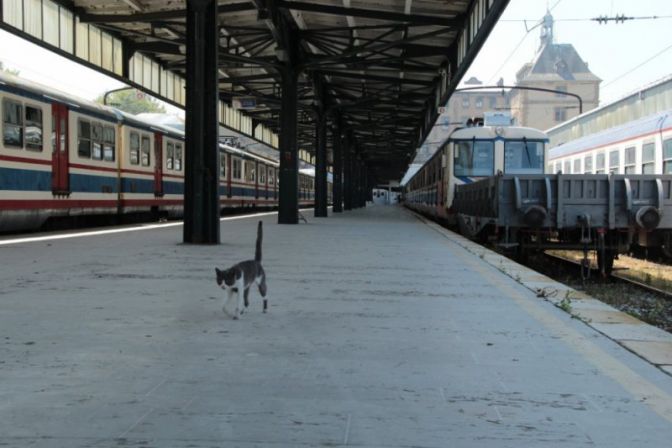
[0,71,118,121]
[450,125,549,141]
[549,109,672,160]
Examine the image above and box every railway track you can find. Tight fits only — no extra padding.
[543,251,672,298]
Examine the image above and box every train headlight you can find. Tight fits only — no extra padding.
[635,206,661,231]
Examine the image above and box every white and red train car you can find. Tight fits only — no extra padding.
[0,72,321,232]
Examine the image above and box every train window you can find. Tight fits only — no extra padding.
[663,139,672,174]
[563,160,571,174]
[78,119,91,158]
[245,161,256,183]
[596,153,605,174]
[608,149,620,174]
[268,168,275,186]
[91,123,103,160]
[130,132,140,165]
[167,142,174,170]
[624,147,636,174]
[232,157,242,180]
[554,162,561,173]
[259,164,266,184]
[141,135,151,166]
[504,140,544,174]
[573,159,581,174]
[584,155,593,173]
[219,152,226,178]
[174,144,182,171]
[24,105,43,151]
[642,143,655,174]
[454,140,494,176]
[103,126,115,162]
[3,99,23,147]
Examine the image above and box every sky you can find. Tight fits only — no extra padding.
[1,0,671,123]
[462,0,672,104]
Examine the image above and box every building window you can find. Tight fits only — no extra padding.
[2,99,23,147]
[663,139,672,174]
[624,146,636,174]
[554,108,566,122]
[642,142,655,174]
[609,149,619,174]
[584,155,593,173]
[24,105,43,151]
[475,97,483,109]
[489,96,497,108]
[461,96,470,108]
[555,85,567,97]
[573,159,581,174]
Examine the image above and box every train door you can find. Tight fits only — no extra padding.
[227,153,233,198]
[51,103,69,194]
[153,133,163,197]
[255,161,259,199]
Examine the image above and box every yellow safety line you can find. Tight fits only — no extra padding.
[417,214,672,424]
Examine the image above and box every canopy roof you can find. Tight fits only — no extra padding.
[6,0,508,181]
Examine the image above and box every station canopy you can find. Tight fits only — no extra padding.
[1,0,508,182]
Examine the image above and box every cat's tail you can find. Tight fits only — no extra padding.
[255,221,263,262]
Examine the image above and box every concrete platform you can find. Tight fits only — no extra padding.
[2,205,672,447]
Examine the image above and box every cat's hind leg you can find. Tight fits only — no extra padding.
[257,272,268,313]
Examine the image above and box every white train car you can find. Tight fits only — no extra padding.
[404,116,548,222]
[548,110,672,175]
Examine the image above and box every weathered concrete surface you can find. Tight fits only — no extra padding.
[1,206,672,447]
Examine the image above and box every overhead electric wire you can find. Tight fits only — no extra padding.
[602,41,672,89]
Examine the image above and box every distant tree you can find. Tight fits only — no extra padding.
[0,61,20,76]
[95,89,166,115]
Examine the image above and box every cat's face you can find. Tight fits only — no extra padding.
[215,267,238,289]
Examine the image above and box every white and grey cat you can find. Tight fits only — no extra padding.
[215,221,268,319]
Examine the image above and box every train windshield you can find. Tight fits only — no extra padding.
[453,140,494,176]
[504,140,545,174]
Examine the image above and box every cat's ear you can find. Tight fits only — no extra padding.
[215,267,221,275]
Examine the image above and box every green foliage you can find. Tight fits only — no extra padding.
[95,89,166,115]
[0,61,20,76]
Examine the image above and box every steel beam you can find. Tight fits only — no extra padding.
[278,66,299,224]
[343,138,352,211]
[314,115,328,218]
[183,0,220,244]
[332,117,343,213]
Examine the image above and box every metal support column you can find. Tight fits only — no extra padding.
[278,66,299,224]
[183,0,219,244]
[314,115,328,217]
[343,140,352,211]
[332,118,343,213]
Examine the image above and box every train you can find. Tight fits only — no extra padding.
[547,109,672,176]
[0,71,325,232]
[403,112,672,274]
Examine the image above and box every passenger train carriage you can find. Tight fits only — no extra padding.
[547,109,672,176]
[0,72,321,232]
[404,113,672,274]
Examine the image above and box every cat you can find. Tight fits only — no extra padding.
[215,221,267,319]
